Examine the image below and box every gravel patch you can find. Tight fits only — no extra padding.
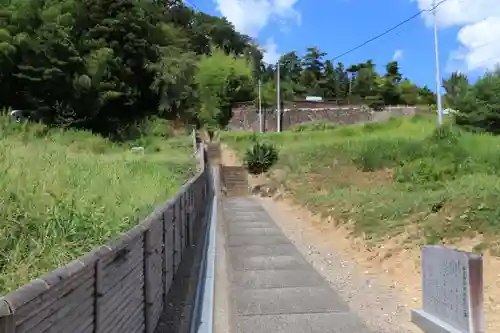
[258,196,420,333]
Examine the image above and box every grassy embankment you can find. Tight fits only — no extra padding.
[0,115,195,294]
[223,116,500,254]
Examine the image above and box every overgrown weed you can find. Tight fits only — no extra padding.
[0,114,194,294]
[223,115,500,251]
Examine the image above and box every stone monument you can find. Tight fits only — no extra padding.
[411,245,484,333]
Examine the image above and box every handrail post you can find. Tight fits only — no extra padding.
[143,228,153,333]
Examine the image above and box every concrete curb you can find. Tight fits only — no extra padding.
[191,166,219,333]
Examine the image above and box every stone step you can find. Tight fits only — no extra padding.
[224,174,247,177]
[225,180,246,183]
[206,143,221,161]
[237,313,372,333]
[222,165,249,197]
[224,177,247,182]
[224,189,249,198]
[222,197,374,333]
[225,183,247,187]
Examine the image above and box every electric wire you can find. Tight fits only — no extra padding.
[332,0,453,61]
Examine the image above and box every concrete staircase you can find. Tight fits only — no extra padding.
[222,197,373,333]
[206,143,221,162]
[222,166,249,197]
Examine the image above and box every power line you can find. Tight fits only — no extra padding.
[332,0,452,61]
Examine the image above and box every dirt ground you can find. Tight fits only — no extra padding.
[220,144,500,332]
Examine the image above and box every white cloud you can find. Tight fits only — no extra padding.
[413,0,500,72]
[414,0,500,28]
[261,38,280,64]
[393,49,404,61]
[452,16,500,71]
[214,0,301,37]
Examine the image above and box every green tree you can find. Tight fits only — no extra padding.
[0,0,260,136]
[322,60,336,99]
[260,77,294,110]
[352,60,379,100]
[334,62,350,102]
[443,72,469,109]
[195,47,254,128]
[385,61,402,83]
[400,79,420,105]
[280,51,302,84]
[418,86,437,105]
[380,61,402,105]
[455,69,500,133]
[301,47,326,96]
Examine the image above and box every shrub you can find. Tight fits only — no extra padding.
[290,121,336,132]
[243,141,279,175]
[428,123,462,144]
[350,138,413,171]
[334,127,358,137]
[142,117,173,139]
[395,157,459,185]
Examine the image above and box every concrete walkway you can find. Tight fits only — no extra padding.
[222,197,374,333]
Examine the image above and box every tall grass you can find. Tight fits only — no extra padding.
[223,116,500,252]
[0,115,195,294]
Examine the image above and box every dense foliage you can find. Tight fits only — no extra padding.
[1,0,498,136]
[0,0,259,137]
[444,69,500,134]
[195,47,254,129]
[258,48,437,110]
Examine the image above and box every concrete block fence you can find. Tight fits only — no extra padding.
[0,145,215,333]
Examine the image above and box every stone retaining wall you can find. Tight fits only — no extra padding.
[228,105,417,132]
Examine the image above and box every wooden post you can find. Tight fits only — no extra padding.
[185,190,190,246]
[143,228,153,333]
[203,173,208,217]
[184,193,189,247]
[163,206,175,302]
[162,208,167,305]
[192,129,197,155]
[173,199,180,273]
[179,193,184,259]
[191,188,198,243]
[94,259,103,333]
[0,300,15,333]
[188,189,194,245]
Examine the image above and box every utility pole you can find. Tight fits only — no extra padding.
[348,76,352,105]
[258,79,263,133]
[433,0,444,127]
[276,61,281,133]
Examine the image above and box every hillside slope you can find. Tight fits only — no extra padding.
[225,116,500,250]
[0,115,195,293]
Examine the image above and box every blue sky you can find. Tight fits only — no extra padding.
[189,0,500,89]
